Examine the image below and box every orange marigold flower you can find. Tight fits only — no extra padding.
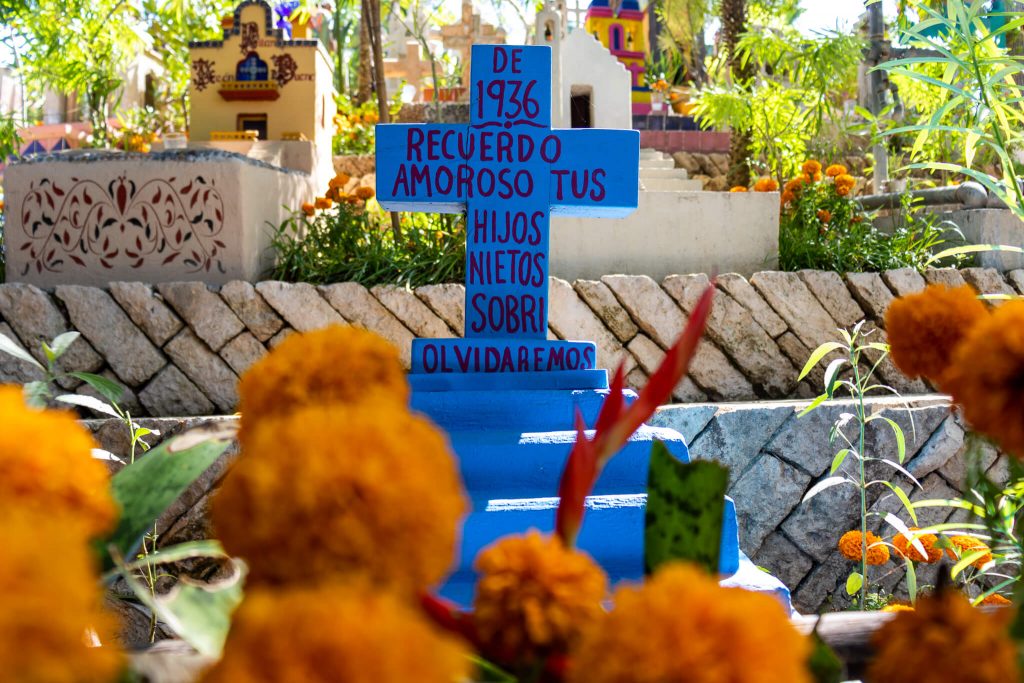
[213,402,467,593]
[780,190,796,206]
[325,187,340,202]
[783,176,808,193]
[802,160,822,175]
[753,177,779,192]
[885,285,988,383]
[329,172,351,189]
[838,530,889,565]
[869,588,1017,683]
[301,202,315,216]
[981,593,1012,606]
[474,531,607,669]
[202,585,471,683]
[825,163,848,177]
[236,326,408,433]
[834,174,856,197]
[817,209,831,223]
[0,386,117,537]
[729,185,748,192]
[314,196,333,210]
[0,509,123,682]
[569,563,812,683]
[945,535,993,569]
[893,527,943,563]
[943,301,1024,457]
[355,186,375,200]
[882,603,915,612]
[836,184,852,197]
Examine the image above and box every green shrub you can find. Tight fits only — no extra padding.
[269,201,465,287]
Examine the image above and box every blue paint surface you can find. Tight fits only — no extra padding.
[377,44,638,387]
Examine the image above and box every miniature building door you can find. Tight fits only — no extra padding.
[238,113,268,139]
[570,88,592,128]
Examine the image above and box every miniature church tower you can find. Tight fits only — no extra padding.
[583,0,651,115]
[188,0,335,184]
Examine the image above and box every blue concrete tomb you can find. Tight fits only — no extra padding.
[376,44,791,610]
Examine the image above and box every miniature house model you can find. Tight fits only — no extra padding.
[189,0,335,184]
[583,0,651,115]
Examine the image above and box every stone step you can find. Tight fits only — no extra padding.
[640,178,704,192]
[639,158,675,169]
[640,167,690,180]
[639,148,667,159]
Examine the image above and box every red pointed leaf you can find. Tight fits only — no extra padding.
[555,409,597,548]
[593,362,626,435]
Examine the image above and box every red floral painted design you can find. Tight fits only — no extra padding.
[271,53,298,87]
[16,174,227,276]
[192,59,217,91]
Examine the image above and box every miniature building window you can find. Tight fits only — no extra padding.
[570,86,593,129]
[609,24,623,51]
[237,113,268,139]
[236,53,269,81]
[144,73,157,108]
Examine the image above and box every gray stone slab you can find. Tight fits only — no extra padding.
[688,403,792,478]
[792,551,855,613]
[573,279,639,343]
[1005,269,1024,295]
[549,277,635,375]
[923,268,967,288]
[798,270,865,329]
[717,273,787,338]
[138,365,215,417]
[938,433,998,489]
[220,332,267,376]
[864,400,949,473]
[0,321,44,384]
[601,274,683,349]
[882,268,927,297]
[961,267,1016,301]
[624,367,647,392]
[780,470,862,563]
[109,282,183,346]
[371,284,455,339]
[219,281,284,342]
[649,404,718,446]
[752,531,814,595]
[844,272,895,325]
[764,403,848,477]
[268,327,294,348]
[626,334,707,402]
[255,281,345,332]
[0,282,102,382]
[54,285,165,387]
[163,329,239,412]
[749,271,842,351]
[415,283,465,336]
[320,283,414,368]
[729,453,812,555]
[157,282,245,351]
[665,273,797,398]
[907,417,964,479]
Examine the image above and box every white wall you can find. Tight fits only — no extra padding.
[559,30,631,130]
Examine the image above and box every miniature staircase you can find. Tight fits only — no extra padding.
[411,387,793,611]
[638,148,702,192]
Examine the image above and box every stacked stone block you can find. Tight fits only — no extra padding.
[1,266,1022,416]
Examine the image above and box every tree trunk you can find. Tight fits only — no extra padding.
[720,0,752,187]
[363,0,402,241]
[355,5,373,105]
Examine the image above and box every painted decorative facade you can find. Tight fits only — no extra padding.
[583,0,651,115]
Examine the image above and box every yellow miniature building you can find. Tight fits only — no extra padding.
[189,0,335,182]
[583,0,651,114]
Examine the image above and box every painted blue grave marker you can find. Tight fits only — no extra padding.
[377,44,639,389]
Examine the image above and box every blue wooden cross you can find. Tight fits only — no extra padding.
[377,44,639,390]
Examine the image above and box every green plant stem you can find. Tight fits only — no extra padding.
[852,347,868,610]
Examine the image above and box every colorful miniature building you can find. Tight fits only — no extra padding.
[189,0,335,183]
[583,0,650,115]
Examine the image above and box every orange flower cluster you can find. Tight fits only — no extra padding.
[869,589,1017,683]
[893,527,943,563]
[302,171,377,216]
[834,173,856,196]
[981,593,1012,606]
[729,185,748,192]
[838,529,890,565]
[887,285,1024,458]
[473,530,607,668]
[817,209,831,224]
[946,535,993,569]
[569,563,812,683]
[753,177,779,192]
[825,163,848,177]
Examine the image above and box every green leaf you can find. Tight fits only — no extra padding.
[807,629,843,683]
[68,371,124,404]
[0,332,44,371]
[23,381,51,408]
[470,656,517,683]
[103,540,227,583]
[830,449,852,475]
[101,426,232,566]
[822,358,847,394]
[802,476,850,503]
[644,440,728,576]
[904,557,917,604]
[845,571,863,596]
[120,558,244,657]
[798,393,829,418]
[56,393,120,418]
[879,481,918,526]
[950,549,991,578]
[798,342,845,381]
[48,331,81,361]
[873,416,907,463]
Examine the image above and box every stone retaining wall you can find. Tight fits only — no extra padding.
[1,267,1020,416]
[86,394,1005,614]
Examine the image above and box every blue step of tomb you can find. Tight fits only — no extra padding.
[410,387,793,612]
